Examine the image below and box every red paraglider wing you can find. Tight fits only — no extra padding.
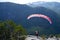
[27,14,52,24]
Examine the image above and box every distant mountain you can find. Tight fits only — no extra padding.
[27,2,60,15]
[0,2,60,35]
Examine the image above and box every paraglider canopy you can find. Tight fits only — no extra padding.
[27,14,52,24]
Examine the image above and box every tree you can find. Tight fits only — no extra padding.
[0,20,27,40]
[13,25,27,40]
[0,21,10,40]
[6,20,27,40]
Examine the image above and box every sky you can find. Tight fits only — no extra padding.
[0,0,60,4]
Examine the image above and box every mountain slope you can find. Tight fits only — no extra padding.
[27,2,60,15]
[0,2,60,35]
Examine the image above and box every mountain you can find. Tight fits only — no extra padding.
[27,2,60,16]
[0,2,60,35]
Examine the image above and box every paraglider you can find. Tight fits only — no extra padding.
[27,14,52,24]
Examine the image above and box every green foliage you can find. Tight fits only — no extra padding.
[55,34,60,37]
[0,20,27,40]
[14,25,27,35]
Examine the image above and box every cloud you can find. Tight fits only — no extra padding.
[0,0,60,4]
